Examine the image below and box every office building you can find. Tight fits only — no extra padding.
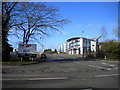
[59,36,101,55]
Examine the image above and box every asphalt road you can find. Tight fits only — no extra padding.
[2,59,119,89]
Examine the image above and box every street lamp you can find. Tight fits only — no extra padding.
[40,37,44,53]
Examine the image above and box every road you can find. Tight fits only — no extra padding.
[2,59,119,89]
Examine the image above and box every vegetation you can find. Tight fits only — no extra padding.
[8,2,70,44]
[44,49,52,54]
[2,2,18,61]
[85,40,120,60]
[52,49,58,54]
[59,51,69,54]
[85,54,95,58]
[101,40,120,60]
[43,49,58,54]
[2,2,70,61]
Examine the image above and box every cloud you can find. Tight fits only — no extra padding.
[88,24,92,27]
[88,24,95,27]
[77,24,96,28]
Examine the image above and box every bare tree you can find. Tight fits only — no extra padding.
[2,2,18,61]
[2,2,18,32]
[112,24,120,42]
[11,2,70,44]
[101,26,107,41]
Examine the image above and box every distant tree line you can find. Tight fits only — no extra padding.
[43,49,58,54]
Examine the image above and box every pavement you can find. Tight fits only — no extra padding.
[2,59,119,89]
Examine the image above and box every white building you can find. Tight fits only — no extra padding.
[59,37,101,55]
[59,43,68,53]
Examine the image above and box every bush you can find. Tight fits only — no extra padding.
[96,51,104,59]
[59,52,69,54]
[85,54,95,58]
[101,41,120,60]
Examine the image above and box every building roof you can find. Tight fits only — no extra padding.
[67,37,95,42]
[67,37,80,42]
[92,36,101,40]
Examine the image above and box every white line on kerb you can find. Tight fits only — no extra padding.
[2,77,68,81]
[94,74,119,78]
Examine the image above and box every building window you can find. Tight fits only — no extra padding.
[79,48,80,54]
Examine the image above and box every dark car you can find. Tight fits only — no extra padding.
[40,53,47,59]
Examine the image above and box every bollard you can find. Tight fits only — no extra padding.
[105,56,106,59]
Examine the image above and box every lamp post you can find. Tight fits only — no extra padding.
[86,36,88,54]
[40,37,44,53]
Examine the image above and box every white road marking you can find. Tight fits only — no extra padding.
[2,74,68,77]
[115,68,118,69]
[108,64,115,67]
[89,65,112,71]
[89,65,104,69]
[2,77,68,81]
[107,61,118,63]
[99,67,103,68]
[76,62,80,64]
[94,74,119,78]
[101,63,107,65]
[89,65,96,67]
[104,68,112,70]
[81,89,92,90]
[102,63,115,67]
[99,67,112,71]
